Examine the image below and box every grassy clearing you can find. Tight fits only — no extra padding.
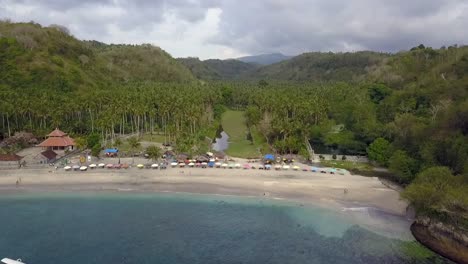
[221,110,266,158]
[139,133,168,143]
[320,160,374,171]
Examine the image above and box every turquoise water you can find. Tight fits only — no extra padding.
[0,192,449,264]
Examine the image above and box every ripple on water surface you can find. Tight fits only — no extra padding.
[0,192,451,264]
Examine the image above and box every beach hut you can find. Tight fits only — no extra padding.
[178,162,185,168]
[274,165,281,170]
[195,155,210,163]
[72,165,80,171]
[177,153,189,162]
[106,164,113,169]
[171,162,178,168]
[79,166,88,171]
[98,163,106,168]
[215,162,222,168]
[208,161,215,168]
[263,154,275,164]
[151,164,159,169]
[282,165,290,170]
[221,163,228,168]
[89,164,97,169]
[311,166,318,172]
[114,164,122,169]
[228,163,235,169]
[302,167,308,171]
[235,163,241,169]
[329,168,337,174]
[243,164,251,169]
[122,164,129,169]
[159,163,167,169]
[265,164,272,170]
[137,164,144,169]
[64,166,71,171]
[201,162,208,168]
[320,168,327,173]
[188,162,195,167]
[104,148,119,157]
[293,165,300,171]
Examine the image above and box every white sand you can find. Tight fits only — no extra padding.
[0,166,408,216]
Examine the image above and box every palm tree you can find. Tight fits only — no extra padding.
[127,136,141,164]
[146,145,161,162]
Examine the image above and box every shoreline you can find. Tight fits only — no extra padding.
[0,167,409,217]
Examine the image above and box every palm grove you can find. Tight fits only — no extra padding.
[1,21,467,224]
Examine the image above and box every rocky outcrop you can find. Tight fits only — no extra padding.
[411,217,468,264]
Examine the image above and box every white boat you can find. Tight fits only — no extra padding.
[2,258,26,264]
[151,164,159,169]
[98,163,106,168]
[79,166,88,171]
[89,164,97,169]
[63,166,71,171]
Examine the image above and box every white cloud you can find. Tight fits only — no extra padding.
[0,0,466,59]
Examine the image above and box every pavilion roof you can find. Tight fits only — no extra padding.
[38,136,75,147]
[48,128,67,137]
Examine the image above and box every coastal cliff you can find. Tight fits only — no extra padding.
[411,217,468,264]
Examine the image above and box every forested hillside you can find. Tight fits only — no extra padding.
[247,51,389,82]
[180,51,389,82]
[177,57,257,80]
[0,21,194,95]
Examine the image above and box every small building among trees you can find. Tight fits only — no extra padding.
[37,128,76,151]
[0,154,23,167]
[38,149,58,164]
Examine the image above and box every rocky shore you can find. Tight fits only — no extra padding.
[411,217,468,264]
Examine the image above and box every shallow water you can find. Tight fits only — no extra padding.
[212,131,229,152]
[0,192,450,264]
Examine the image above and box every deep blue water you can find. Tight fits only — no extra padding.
[0,192,449,264]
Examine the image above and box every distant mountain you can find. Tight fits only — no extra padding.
[177,57,258,80]
[236,53,292,65]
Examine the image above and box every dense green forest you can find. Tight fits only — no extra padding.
[1,22,467,220]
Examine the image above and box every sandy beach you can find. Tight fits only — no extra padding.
[0,166,408,216]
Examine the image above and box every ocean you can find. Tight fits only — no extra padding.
[0,192,450,264]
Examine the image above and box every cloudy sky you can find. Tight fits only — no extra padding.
[1,0,467,59]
